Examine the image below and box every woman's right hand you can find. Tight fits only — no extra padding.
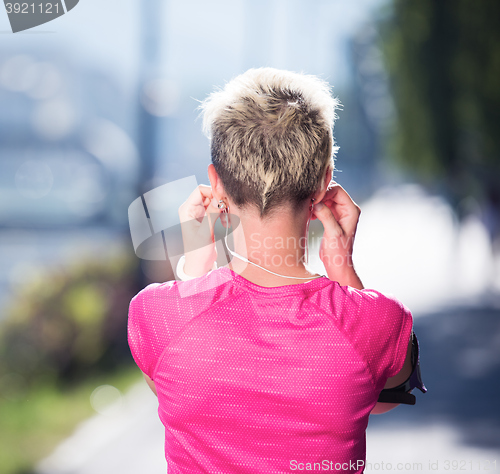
[312,182,364,289]
[178,184,223,277]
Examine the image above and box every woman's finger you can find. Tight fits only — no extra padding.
[323,184,359,209]
[197,184,214,200]
[321,184,361,234]
[184,185,213,209]
[313,202,344,237]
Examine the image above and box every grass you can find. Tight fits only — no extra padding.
[0,364,143,474]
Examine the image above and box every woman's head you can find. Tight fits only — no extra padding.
[200,68,340,218]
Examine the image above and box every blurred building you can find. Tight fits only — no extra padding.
[0,53,138,228]
[0,51,140,315]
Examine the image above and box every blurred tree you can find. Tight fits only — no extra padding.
[381,0,500,235]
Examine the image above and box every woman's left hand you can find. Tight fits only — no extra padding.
[178,185,222,277]
[312,182,363,289]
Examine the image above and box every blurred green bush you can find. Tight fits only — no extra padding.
[0,251,140,399]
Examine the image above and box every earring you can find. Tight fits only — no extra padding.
[309,198,315,212]
[218,199,230,229]
[217,199,228,212]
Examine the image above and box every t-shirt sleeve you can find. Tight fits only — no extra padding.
[377,295,413,379]
[127,282,166,380]
[127,273,235,380]
[338,286,414,389]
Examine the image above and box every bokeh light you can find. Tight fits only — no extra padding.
[89,385,124,417]
[82,118,139,178]
[15,160,54,199]
[31,98,77,140]
[141,78,181,117]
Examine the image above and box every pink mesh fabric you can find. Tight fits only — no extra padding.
[128,267,413,474]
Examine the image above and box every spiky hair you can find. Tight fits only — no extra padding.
[200,67,340,218]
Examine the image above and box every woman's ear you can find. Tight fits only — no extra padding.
[207,164,224,200]
[323,165,333,192]
[313,165,334,203]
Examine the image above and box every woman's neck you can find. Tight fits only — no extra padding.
[224,205,320,286]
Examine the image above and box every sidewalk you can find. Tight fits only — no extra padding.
[36,382,166,474]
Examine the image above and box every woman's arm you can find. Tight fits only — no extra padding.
[143,373,157,396]
[370,333,413,414]
[312,183,363,290]
[312,184,415,414]
[178,185,220,278]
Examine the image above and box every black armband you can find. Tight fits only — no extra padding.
[377,331,427,405]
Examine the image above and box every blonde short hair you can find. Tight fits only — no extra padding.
[200,68,340,218]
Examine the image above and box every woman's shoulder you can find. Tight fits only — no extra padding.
[129,281,175,313]
[132,281,172,298]
[322,280,410,313]
[130,268,238,312]
[310,279,413,338]
[314,281,414,380]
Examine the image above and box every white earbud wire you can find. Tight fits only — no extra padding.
[222,206,323,280]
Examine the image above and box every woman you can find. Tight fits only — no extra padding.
[128,68,422,473]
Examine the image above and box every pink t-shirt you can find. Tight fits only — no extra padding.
[128,267,413,474]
